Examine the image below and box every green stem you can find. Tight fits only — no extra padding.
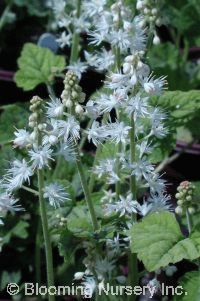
[115,133,122,199]
[37,169,55,301]
[79,118,93,151]
[21,185,39,196]
[75,145,99,232]
[69,0,82,64]
[130,113,137,200]
[88,143,102,193]
[186,208,193,234]
[47,84,57,99]
[52,155,65,180]
[128,113,138,301]
[35,215,42,301]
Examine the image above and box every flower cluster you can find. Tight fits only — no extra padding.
[0,1,176,300]
[175,180,196,215]
[44,0,171,294]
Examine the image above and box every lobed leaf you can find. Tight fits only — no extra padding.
[129,211,200,271]
[173,271,200,301]
[14,43,65,91]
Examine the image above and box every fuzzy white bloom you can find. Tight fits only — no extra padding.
[74,272,85,280]
[81,276,96,298]
[100,189,116,204]
[57,140,76,162]
[3,159,33,191]
[43,182,70,208]
[57,116,80,141]
[115,194,138,217]
[42,119,60,145]
[145,172,168,195]
[0,192,23,214]
[87,121,107,146]
[82,0,106,17]
[147,193,172,213]
[13,128,31,148]
[29,145,54,169]
[129,156,155,180]
[124,93,149,120]
[85,100,101,119]
[46,97,64,118]
[95,257,115,279]
[68,59,88,80]
[107,121,131,145]
[56,31,72,48]
[93,158,119,184]
[137,202,153,216]
[143,74,167,94]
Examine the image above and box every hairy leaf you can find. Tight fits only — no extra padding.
[67,205,94,237]
[14,43,65,91]
[173,271,200,301]
[129,211,200,271]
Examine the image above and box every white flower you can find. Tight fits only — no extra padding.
[46,97,64,118]
[125,94,149,119]
[130,156,155,180]
[87,121,107,146]
[0,192,23,214]
[3,159,33,191]
[57,117,80,141]
[106,72,130,90]
[85,100,101,119]
[13,128,30,148]
[109,28,131,52]
[57,140,76,162]
[100,189,116,204]
[142,73,167,94]
[68,59,88,80]
[94,158,119,184]
[145,172,168,195]
[43,182,70,208]
[81,276,96,298]
[82,0,106,17]
[29,145,54,169]
[88,29,107,46]
[51,0,66,15]
[147,193,172,213]
[107,121,131,144]
[74,272,85,280]
[56,31,72,48]
[115,194,138,217]
[137,202,152,216]
[42,119,60,145]
[94,93,120,113]
[93,48,115,71]
[95,257,115,279]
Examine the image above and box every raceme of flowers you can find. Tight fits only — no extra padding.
[0,0,172,297]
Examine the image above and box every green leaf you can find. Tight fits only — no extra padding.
[14,0,50,17]
[67,205,94,237]
[0,103,29,144]
[173,271,200,301]
[0,220,29,247]
[58,227,78,264]
[14,43,65,91]
[149,90,200,142]
[129,211,200,271]
[0,270,21,291]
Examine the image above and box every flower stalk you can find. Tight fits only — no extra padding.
[75,146,99,232]
[37,168,55,301]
